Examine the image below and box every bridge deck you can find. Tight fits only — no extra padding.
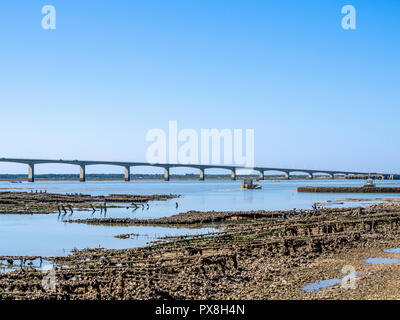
[0,157,389,182]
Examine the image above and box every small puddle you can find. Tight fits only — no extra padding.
[384,248,400,254]
[302,278,341,292]
[302,271,362,293]
[364,258,400,264]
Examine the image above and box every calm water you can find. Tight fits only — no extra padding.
[364,258,400,264]
[1,179,399,257]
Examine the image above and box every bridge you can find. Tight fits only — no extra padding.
[0,157,388,182]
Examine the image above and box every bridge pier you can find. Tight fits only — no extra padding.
[164,167,170,181]
[28,163,34,183]
[79,165,86,182]
[259,170,264,180]
[231,169,236,180]
[124,166,131,182]
[329,173,335,179]
[308,172,313,179]
[199,168,205,181]
[284,172,290,179]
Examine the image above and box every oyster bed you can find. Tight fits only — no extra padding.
[2,201,400,299]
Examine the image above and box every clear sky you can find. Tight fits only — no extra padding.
[0,0,399,174]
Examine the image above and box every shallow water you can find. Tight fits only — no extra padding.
[384,248,400,254]
[302,270,362,292]
[0,179,399,257]
[0,214,216,257]
[364,258,400,264]
[302,278,341,292]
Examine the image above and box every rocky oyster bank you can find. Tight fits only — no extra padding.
[1,200,400,299]
[0,191,178,214]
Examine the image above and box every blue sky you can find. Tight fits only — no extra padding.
[0,0,399,174]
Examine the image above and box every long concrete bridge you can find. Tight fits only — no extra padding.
[0,157,388,182]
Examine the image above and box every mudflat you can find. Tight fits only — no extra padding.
[1,200,400,299]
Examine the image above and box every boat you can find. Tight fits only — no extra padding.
[363,178,376,188]
[241,179,262,189]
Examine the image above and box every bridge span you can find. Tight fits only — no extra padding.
[0,157,388,182]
